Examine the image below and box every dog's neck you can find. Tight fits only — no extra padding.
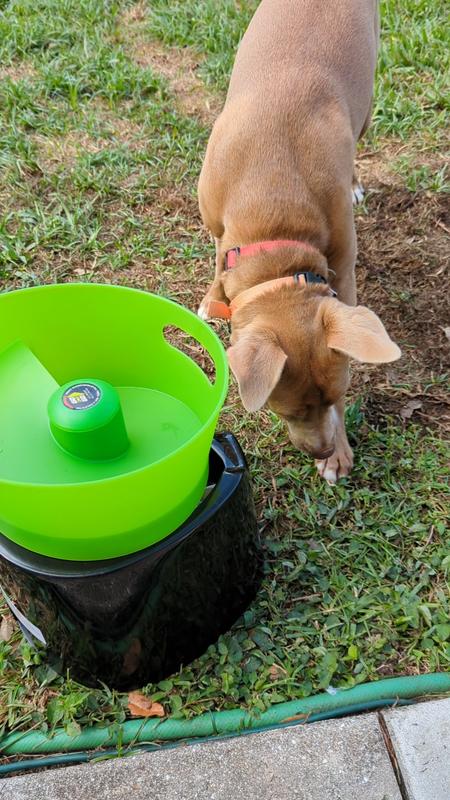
[221,244,329,302]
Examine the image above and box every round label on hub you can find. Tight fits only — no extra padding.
[62,383,101,410]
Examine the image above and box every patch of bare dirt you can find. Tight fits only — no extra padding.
[356,139,445,187]
[121,2,222,122]
[0,62,37,82]
[99,111,145,145]
[353,172,450,430]
[31,113,145,171]
[31,132,106,171]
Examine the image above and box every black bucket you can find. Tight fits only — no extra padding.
[0,433,262,689]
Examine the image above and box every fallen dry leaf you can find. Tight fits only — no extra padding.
[400,399,422,420]
[73,268,86,276]
[127,691,165,718]
[281,713,309,723]
[442,326,450,342]
[0,614,15,642]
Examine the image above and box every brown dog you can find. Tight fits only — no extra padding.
[198,0,400,483]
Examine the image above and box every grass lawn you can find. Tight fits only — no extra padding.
[0,0,449,741]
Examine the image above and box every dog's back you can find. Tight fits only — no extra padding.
[227,0,379,139]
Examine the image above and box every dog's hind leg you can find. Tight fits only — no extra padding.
[352,94,375,205]
[352,176,365,205]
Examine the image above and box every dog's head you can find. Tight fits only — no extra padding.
[227,287,401,459]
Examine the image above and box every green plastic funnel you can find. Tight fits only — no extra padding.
[0,284,228,561]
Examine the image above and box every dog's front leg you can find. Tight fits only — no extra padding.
[317,227,356,483]
[198,237,228,319]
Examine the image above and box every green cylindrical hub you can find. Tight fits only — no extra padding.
[48,379,129,461]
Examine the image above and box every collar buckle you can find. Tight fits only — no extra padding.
[225,246,241,269]
[294,271,337,297]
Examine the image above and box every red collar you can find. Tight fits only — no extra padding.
[203,239,333,320]
[225,239,317,269]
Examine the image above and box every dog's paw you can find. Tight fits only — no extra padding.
[352,182,365,206]
[315,441,353,484]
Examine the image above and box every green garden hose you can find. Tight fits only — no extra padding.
[0,699,413,776]
[1,672,449,776]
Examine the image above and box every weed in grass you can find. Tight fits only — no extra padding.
[393,157,449,193]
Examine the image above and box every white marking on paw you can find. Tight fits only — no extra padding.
[323,467,338,484]
[197,305,209,320]
[315,456,345,484]
[352,183,365,205]
[315,459,326,477]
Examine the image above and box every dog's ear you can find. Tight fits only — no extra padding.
[323,301,401,363]
[227,329,287,411]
